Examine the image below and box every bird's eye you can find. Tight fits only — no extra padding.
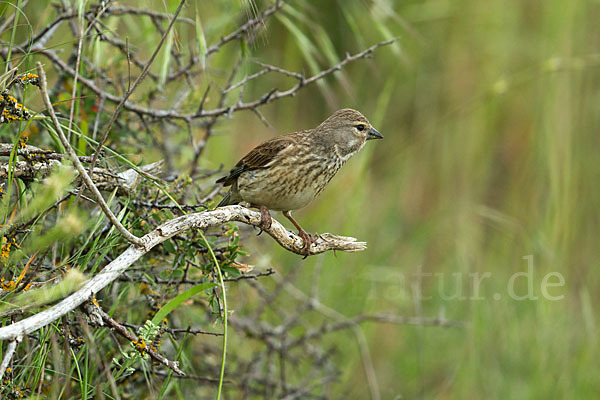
[356,124,365,132]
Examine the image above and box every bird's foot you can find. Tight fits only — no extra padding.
[297,228,316,259]
[256,205,272,236]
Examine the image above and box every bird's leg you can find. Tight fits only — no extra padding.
[251,204,272,235]
[283,211,314,257]
[259,206,272,230]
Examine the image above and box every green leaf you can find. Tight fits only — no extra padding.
[151,282,218,325]
[221,265,242,277]
[162,239,176,254]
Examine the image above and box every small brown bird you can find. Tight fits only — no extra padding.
[216,108,383,255]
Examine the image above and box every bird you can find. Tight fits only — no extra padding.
[216,108,383,256]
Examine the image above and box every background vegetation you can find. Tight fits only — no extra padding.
[0,0,599,399]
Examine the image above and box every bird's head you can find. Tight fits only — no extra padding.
[315,108,383,158]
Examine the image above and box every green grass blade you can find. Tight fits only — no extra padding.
[151,282,218,325]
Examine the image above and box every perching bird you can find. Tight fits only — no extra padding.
[216,108,383,255]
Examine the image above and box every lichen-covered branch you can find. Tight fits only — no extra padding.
[84,302,185,376]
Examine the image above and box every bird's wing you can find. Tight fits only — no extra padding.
[216,134,301,186]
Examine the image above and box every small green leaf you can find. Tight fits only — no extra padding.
[221,266,242,277]
[162,239,176,254]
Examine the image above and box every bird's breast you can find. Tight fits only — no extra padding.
[236,155,341,211]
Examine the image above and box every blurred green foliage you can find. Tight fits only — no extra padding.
[210,0,600,398]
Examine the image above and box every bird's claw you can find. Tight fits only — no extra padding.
[259,206,272,232]
[298,229,316,259]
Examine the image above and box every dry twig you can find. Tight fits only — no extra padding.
[84,302,185,376]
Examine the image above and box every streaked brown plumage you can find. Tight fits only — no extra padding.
[217,108,383,255]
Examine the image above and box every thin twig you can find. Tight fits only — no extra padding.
[36,62,145,247]
[87,0,186,173]
[120,322,223,337]
[224,61,303,94]
[205,1,284,58]
[104,5,195,25]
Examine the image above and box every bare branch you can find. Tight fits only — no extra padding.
[205,1,285,58]
[2,38,396,122]
[224,61,304,94]
[0,205,365,340]
[104,4,195,26]
[214,38,399,114]
[289,313,465,347]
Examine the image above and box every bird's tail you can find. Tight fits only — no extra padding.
[216,191,233,208]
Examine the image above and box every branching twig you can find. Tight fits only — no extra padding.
[121,322,223,337]
[205,1,285,58]
[289,313,465,348]
[85,302,185,375]
[88,0,186,173]
[104,4,195,26]
[208,38,399,115]
[2,38,396,122]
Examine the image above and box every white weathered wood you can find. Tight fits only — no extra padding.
[0,335,21,380]
[0,205,366,340]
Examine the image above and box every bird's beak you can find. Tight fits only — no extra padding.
[367,127,383,140]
